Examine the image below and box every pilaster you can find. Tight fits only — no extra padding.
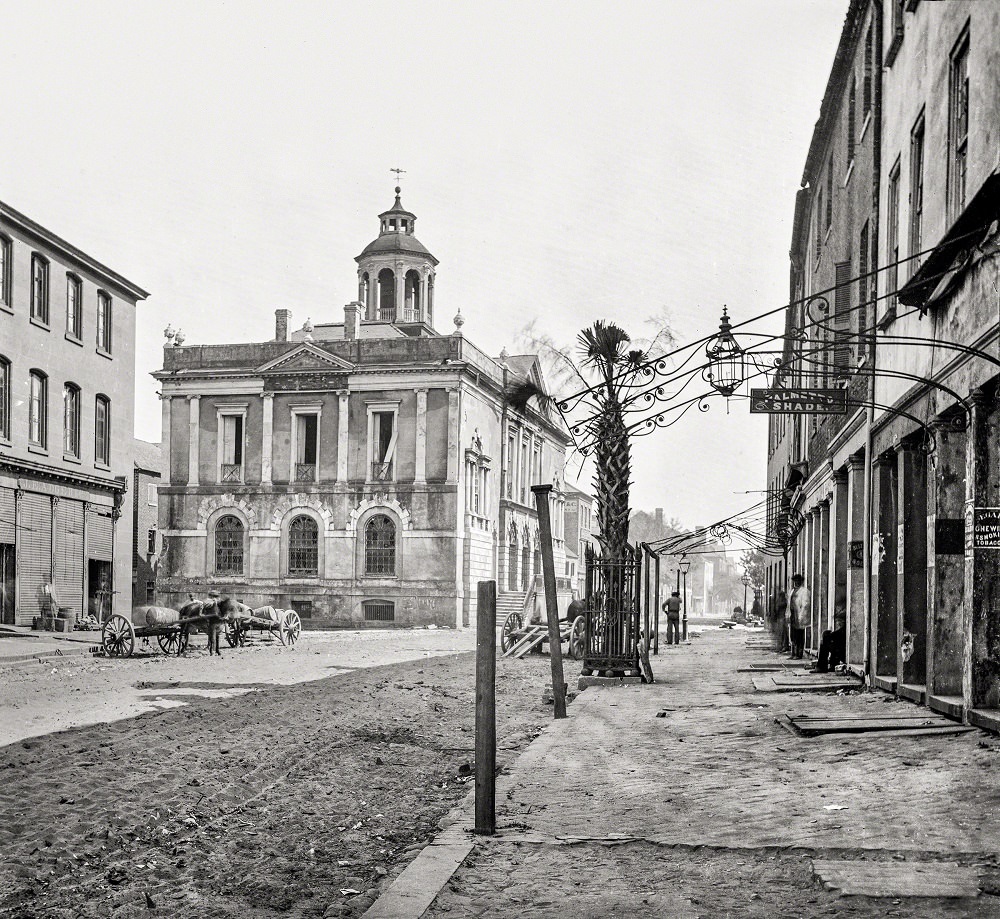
[414,389,427,484]
[261,393,274,485]
[187,395,200,487]
[337,392,350,482]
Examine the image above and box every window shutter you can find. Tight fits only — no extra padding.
[18,493,52,625]
[0,487,14,544]
[87,508,114,561]
[54,499,84,617]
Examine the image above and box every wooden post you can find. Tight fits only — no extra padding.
[474,580,496,835]
[653,553,661,655]
[532,485,568,719]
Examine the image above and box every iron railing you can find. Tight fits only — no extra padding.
[583,543,642,674]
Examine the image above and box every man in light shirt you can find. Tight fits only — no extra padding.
[788,573,810,659]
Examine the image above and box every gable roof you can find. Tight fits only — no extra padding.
[256,342,355,374]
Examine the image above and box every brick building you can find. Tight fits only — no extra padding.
[153,190,572,629]
[0,199,147,626]
[132,440,162,607]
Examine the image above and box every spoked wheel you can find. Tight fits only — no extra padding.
[157,629,186,656]
[279,610,302,646]
[568,615,586,661]
[500,611,523,654]
[225,620,246,648]
[102,615,135,658]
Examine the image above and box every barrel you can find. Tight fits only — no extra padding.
[135,606,182,627]
[252,606,280,623]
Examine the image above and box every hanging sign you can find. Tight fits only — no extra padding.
[749,388,848,414]
[972,507,1000,550]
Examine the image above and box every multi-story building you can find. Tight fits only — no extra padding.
[0,200,148,626]
[563,482,596,597]
[154,189,572,629]
[767,1,1000,727]
[132,440,162,607]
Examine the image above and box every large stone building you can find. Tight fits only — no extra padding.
[0,200,148,626]
[766,1,1000,727]
[154,190,572,629]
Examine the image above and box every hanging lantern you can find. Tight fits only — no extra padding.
[704,306,744,397]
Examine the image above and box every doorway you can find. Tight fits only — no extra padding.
[88,560,113,623]
[0,543,13,625]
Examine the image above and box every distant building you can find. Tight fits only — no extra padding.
[563,482,596,597]
[154,189,572,628]
[0,200,148,626]
[132,440,162,607]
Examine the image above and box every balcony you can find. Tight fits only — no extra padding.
[377,307,396,323]
[371,461,394,482]
[295,463,316,483]
[220,463,242,484]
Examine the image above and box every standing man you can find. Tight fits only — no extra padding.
[663,591,682,646]
[788,574,810,659]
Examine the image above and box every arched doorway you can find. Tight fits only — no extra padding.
[378,268,395,321]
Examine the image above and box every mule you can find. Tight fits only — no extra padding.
[178,594,241,657]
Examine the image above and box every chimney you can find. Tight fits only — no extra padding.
[655,507,664,532]
[275,309,291,342]
[344,301,362,341]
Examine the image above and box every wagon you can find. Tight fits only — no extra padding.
[101,609,215,658]
[224,606,302,648]
[500,610,587,660]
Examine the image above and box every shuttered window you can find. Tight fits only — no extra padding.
[833,261,852,374]
[86,508,113,561]
[54,500,84,617]
[0,487,14,544]
[18,493,52,625]
[95,395,111,466]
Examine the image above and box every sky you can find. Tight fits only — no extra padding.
[0,0,847,530]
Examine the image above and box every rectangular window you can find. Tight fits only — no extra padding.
[948,33,969,223]
[97,291,112,353]
[532,442,541,486]
[520,437,529,502]
[147,528,156,554]
[220,414,244,482]
[858,221,870,359]
[371,410,396,481]
[95,395,110,465]
[887,160,901,314]
[506,431,516,498]
[863,24,873,115]
[292,599,314,619]
[295,413,319,482]
[29,372,47,448]
[909,114,925,268]
[145,582,155,604]
[363,601,395,622]
[66,275,82,339]
[472,462,481,513]
[63,384,80,457]
[847,77,856,162]
[147,483,157,506]
[825,156,833,228]
[31,254,49,324]
[887,0,905,66]
[0,236,10,308]
[0,358,9,441]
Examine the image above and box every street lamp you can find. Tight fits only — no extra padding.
[679,555,691,641]
[741,571,753,623]
[704,306,745,398]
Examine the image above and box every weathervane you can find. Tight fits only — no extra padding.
[390,167,406,188]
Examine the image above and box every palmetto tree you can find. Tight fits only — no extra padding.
[507,319,661,564]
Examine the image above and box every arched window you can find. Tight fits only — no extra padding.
[521,542,531,592]
[29,370,47,448]
[215,515,244,574]
[288,515,319,576]
[377,268,395,321]
[63,382,80,457]
[507,527,518,592]
[365,515,396,575]
[404,269,421,321]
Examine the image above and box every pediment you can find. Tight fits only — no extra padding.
[257,344,354,374]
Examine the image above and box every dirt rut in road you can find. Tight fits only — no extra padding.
[0,650,560,918]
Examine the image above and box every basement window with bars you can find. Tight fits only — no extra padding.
[290,599,313,619]
[363,600,395,622]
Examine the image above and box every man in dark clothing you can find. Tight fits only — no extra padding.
[663,591,682,645]
[817,605,847,673]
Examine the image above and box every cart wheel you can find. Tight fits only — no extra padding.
[568,616,586,661]
[500,611,523,654]
[102,615,135,658]
[225,620,241,648]
[157,630,185,656]
[280,610,302,646]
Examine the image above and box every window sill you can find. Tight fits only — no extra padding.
[28,444,49,456]
[63,453,82,465]
[0,302,12,315]
[284,576,320,583]
[95,461,111,472]
[362,575,399,582]
[96,347,113,360]
[843,159,855,188]
[859,111,872,144]
[29,316,50,332]
[65,332,83,347]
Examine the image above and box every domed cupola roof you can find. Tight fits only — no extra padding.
[356,188,439,265]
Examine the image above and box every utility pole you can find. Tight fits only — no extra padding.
[532,484,567,718]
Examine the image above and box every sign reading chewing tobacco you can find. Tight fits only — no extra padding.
[749,388,849,414]
[972,507,1000,550]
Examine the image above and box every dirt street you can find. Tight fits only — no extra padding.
[0,629,475,747]
[0,643,559,919]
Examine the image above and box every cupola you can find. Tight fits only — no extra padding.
[355,187,439,329]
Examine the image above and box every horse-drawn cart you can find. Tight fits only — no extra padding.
[500,610,586,660]
[225,606,302,648]
[101,609,210,658]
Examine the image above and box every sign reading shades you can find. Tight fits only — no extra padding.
[749,388,849,414]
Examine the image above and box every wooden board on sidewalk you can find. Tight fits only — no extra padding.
[787,712,964,735]
[812,860,981,897]
[752,673,861,693]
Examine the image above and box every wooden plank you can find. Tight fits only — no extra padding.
[812,860,980,898]
[501,626,545,658]
[511,631,547,660]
